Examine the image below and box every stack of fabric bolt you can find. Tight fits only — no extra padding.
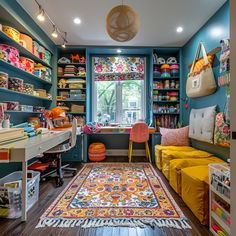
[64,65,77,76]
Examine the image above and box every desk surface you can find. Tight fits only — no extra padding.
[1,131,71,162]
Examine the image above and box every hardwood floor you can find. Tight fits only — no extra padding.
[0,157,212,236]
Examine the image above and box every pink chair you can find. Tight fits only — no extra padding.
[128,122,151,163]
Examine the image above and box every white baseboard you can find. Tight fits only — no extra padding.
[106,149,145,156]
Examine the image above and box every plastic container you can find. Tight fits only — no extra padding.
[0,44,20,67]
[19,105,33,112]
[170,64,180,76]
[8,77,24,92]
[2,25,20,42]
[19,57,35,74]
[0,72,8,89]
[5,101,19,111]
[43,50,51,65]
[19,33,33,53]
[23,83,34,95]
[0,171,40,219]
[33,106,45,113]
[35,89,46,97]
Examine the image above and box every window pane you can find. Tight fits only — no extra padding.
[121,80,144,124]
[95,81,116,123]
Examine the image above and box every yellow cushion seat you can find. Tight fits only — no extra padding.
[181,165,210,225]
[154,145,195,170]
[161,149,213,180]
[169,157,224,196]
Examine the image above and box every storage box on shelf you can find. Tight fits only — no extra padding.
[152,50,180,131]
[57,48,86,117]
[209,163,230,236]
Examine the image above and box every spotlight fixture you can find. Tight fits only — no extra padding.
[117,49,122,53]
[37,6,45,22]
[176,26,183,33]
[34,0,68,44]
[73,17,81,25]
[51,25,58,38]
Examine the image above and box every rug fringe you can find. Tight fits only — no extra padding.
[36,218,192,229]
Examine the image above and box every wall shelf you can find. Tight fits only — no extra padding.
[4,110,42,114]
[153,88,179,91]
[66,112,86,115]
[0,88,52,101]
[57,88,86,90]
[58,63,86,66]
[56,99,86,102]
[0,60,52,85]
[153,112,180,115]
[0,31,52,69]
[58,76,86,79]
[153,75,179,79]
[153,100,179,103]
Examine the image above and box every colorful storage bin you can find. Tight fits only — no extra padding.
[33,41,40,57]
[88,143,106,162]
[5,101,19,111]
[0,72,8,89]
[2,25,20,43]
[160,64,171,78]
[19,33,33,53]
[19,105,33,112]
[23,83,34,95]
[19,57,35,74]
[43,50,51,65]
[8,77,23,92]
[170,64,180,76]
[0,44,19,67]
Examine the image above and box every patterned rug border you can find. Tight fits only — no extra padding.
[36,163,191,230]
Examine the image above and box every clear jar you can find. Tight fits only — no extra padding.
[23,83,34,95]
[0,72,8,89]
[8,77,23,92]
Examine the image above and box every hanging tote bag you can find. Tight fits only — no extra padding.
[186,42,217,98]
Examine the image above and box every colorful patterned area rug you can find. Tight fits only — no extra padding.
[36,163,191,229]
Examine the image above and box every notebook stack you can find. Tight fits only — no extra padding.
[64,65,77,76]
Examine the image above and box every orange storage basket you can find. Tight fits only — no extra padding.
[88,143,106,162]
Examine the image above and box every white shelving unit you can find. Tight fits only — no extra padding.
[209,163,230,236]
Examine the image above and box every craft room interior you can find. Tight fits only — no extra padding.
[0,0,235,236]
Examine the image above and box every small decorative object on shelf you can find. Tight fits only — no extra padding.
[209,163,230,236]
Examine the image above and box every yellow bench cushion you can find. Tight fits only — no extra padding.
[181,165,209,225]
[169,157,224,196]
[161,149,213,180]
[154,145,195,170]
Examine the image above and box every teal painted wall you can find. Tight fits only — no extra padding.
[181,1,230,160]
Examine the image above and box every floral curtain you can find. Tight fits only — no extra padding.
[94,56,145,81]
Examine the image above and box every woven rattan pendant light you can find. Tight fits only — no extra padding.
[106,3,140,42]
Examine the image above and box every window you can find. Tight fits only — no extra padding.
[93,56,146,125]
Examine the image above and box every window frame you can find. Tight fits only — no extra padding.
[92,56,147,125]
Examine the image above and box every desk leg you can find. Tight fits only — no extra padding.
[21,161,27,221]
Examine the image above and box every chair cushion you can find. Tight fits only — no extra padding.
[161,149,213,180]
[181,165,209,225]
[154,145,195,170]
[189,106,216,143]
[169,157,224,196]
[160,126,190,146]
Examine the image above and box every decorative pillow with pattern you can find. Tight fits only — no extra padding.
[160,126,190,146]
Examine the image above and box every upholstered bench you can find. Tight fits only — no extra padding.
[181,165,210,225]
[169,157,224,196]
[161,149,213,180]
[154,145,195,170]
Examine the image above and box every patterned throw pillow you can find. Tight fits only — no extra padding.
[160,126,190,146]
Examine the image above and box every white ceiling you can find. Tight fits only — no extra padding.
[17,0,227,47]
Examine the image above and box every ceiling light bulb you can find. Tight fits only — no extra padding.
[37,7,45,22]
[117,49,122,53]
[176,26,183,33]
[62,42,66,48]
[51,26,58,38]
[73,18,81,24]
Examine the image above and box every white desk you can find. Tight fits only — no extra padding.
[1,130,71,221]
